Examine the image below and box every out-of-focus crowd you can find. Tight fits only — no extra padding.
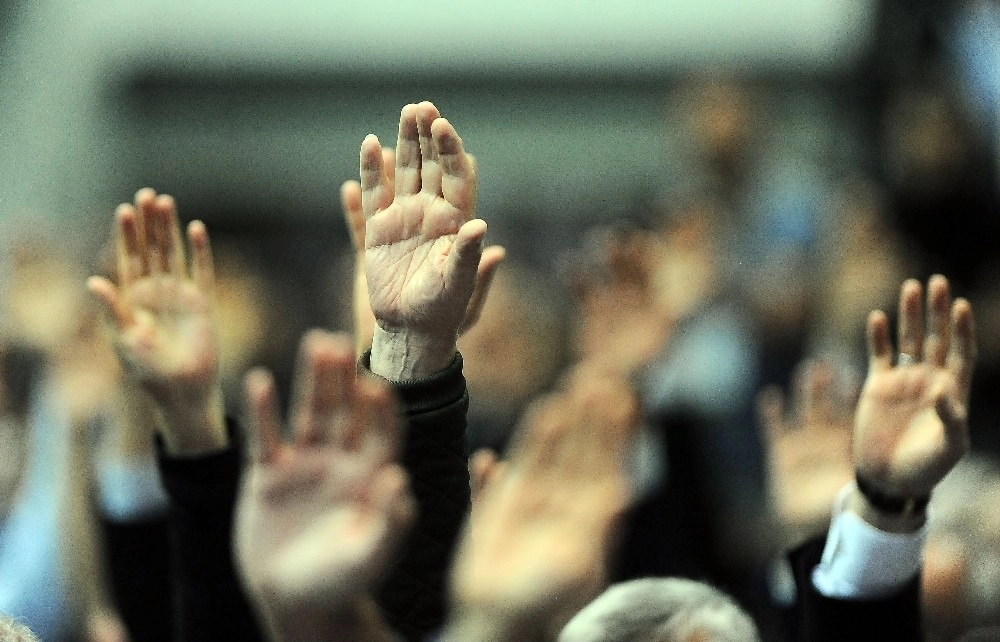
[1,2,999,641]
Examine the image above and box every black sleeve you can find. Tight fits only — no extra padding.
[102,516,174,642]
[361,351,471,642]
[157,430,265,642]
[788,537,923,642]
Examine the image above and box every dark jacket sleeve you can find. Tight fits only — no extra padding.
[101,516,174,642]
[360,351,471,642]
[157,430,265,642]
[788,537,923,642]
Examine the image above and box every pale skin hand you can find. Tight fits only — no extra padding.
[341,153,505,358]
[851,275,976,532]
[234,330,414,642]
[87,188,226,456]
[360,101,501,380]
[757,360,856,541]
[444,365,640,642]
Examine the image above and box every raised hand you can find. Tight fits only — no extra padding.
[359,102,502,379]
[341,164,504,358]
[853,275,976,516]
[757,360,856,540]
[87,188,225,455]
[234,331,414,642]
[445,366,640,641]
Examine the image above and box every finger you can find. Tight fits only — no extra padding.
[506,395,562,474]
[932,377,972,463]
[291,330,354,446]
[444,219,487,293]
[243,367,282,465]
[469,448,499,503]
[86,276,132,329]
[137,189,168,276]
[395,104,421,196]
[115,204,145,288]
[458,245,506,335]
[370,465,416,536]
[157,194,187,276]
[360,135,393,220]
[433,117,476,215]
[897,278,923,363]
[187,220,215,294]
[948,298,976,401]
[935,392,968,431]
[867,309,893,373]
[416,101,443,197]
[578,378,638,475]
[340,180,366,254]
[923,274,952,368]
[354,375,400,461]
[382,148,396,186]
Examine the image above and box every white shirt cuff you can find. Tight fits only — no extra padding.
[811,483,926,599]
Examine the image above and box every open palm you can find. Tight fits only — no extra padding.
[854,275,976,497]
[235,331,414,610]
[361,102,486,335]
[452,366,639,629]
[88,189,218,403]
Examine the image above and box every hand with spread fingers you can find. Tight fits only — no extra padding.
[234,330,414,642]
[341,160,504,358]
[444,366,640,642]
[757,360,856,541]
[357,101,504,380]
[87,188,226,456]
[852,275,976,529]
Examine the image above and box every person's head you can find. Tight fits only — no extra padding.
[0,614,39,642]
[558,578,760,642]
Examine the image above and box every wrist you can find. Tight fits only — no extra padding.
[154,386,228,456]
[847,486,927,534]
[370,324,457,381]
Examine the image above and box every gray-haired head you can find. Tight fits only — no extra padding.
[0,614,39,642]
[558,577,760,642]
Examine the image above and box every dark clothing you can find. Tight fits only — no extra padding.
[360,351,472,642]
[102,516,174,642]
[156,352,470,642]
[158,435,263,642]
[788,537,923,642]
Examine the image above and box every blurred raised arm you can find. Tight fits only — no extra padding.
[794,274,977,642]
[234,330,413,642]
[443,366,640,642]
[88,189,262,642]
[87,188,225,456]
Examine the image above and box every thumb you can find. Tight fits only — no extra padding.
[444,219,487,291]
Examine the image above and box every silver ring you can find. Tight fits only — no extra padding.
[897,353,917,367]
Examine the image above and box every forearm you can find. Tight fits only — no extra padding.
[153,385,228,457]
[790,484,924,642]
[360,351,471,640]
[159,432,264,642]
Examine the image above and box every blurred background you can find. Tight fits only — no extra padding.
[1,0,997,402]
[1,1,999,640]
